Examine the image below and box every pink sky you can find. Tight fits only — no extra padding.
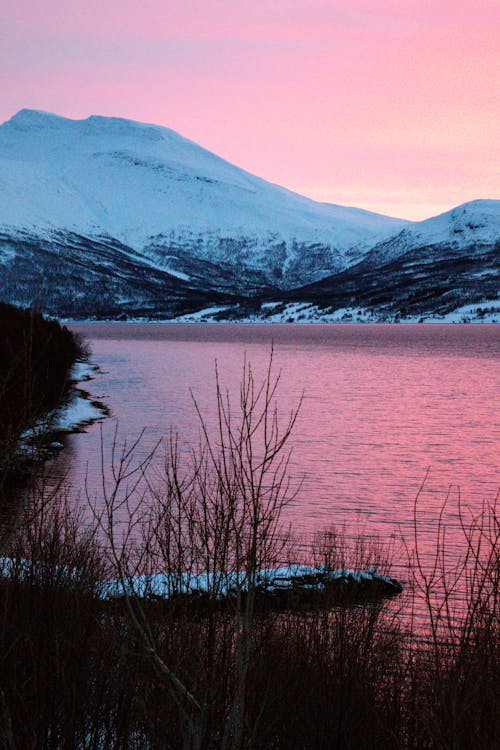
[1,0,498,219]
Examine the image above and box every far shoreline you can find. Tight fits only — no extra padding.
[64,317,497,325]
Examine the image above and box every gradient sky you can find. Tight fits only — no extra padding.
[1,0,498,220]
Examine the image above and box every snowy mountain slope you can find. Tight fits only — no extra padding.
[0,109,408,287]
[358,200,500,269]
[271,199,499,321]
[0,228,261,319]
[0,109,497,321]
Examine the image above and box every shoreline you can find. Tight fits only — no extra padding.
[17,359,108,465]
[61,305,498,325]
[63,319,497,325]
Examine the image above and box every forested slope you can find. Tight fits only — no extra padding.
[0,301,85,474]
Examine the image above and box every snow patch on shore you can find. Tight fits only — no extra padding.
[70,359,100,383]
[18,359,107,455]
[52,393,104,431]
[52,359,107,431]
[99,564,399,600]
[0,559,401,603]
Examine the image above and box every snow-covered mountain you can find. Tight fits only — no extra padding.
[0,109,406,288]
[266,199,499,323]
[0,109,497,321]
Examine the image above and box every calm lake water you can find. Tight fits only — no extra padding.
[56,323,499,585]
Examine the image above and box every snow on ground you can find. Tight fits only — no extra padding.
[229,303,379,324]
[163,267,190,281]
[409,199,500,248]
[51,392,105,431]
[19,360,107,454]
[0,558,400,601]
[115,565,397,599]
[171,305,234,322]
[53,360,107,430]
[267,304,374,323]
[435,302,498,323]
[221,301,498,324]
[70,360,99,382]
[0,558,396,599]
[0,245,16,264]
[362,199,500,268]
[100,565,398,600]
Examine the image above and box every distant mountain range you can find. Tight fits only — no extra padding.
[0,109,498,321]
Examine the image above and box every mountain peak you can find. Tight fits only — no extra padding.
[6,108,70,129]
[4,109,165,137]
[0,108,408,254]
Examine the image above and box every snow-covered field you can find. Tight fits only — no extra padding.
[162,301,498,324]
[435,302,498,323]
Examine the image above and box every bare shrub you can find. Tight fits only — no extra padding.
[88,352,301,749]
[405,490,500,749]
[2,348,497,749]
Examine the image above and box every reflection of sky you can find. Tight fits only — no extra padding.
[2,1,498,219]
[50,324,499,589]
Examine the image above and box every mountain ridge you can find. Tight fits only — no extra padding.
[0,109,498,321]
[0,109,406,273]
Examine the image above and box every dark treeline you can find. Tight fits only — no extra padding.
[0,301,85,478]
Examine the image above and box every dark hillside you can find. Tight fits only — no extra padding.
[0,301,85,473]
[279,240,499,319]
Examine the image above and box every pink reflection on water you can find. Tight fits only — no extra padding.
[53,324,498,613]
